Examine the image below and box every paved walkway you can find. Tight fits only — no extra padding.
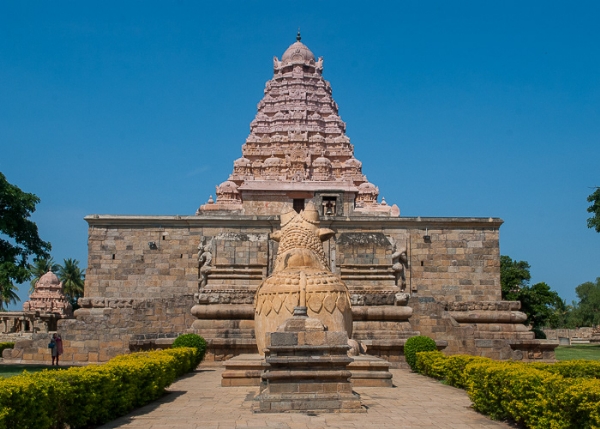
[100,366,511,429]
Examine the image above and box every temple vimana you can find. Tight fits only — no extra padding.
[4,35,556,366]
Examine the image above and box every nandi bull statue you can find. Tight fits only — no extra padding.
[254,201,353,354]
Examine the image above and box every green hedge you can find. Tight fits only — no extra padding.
[0,347,199,429]
[528,359,600,379]
[415,351,600,428]
[0,343,14,356]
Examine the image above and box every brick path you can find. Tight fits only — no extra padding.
[100,366,511,429]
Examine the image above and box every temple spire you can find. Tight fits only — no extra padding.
[296,29,301,42]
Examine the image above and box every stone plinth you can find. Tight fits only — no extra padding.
[221,353,393,387]
[255,308,363,413]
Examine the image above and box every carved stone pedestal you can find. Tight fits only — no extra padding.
[254,307,364,414]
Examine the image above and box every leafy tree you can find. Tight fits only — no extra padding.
[547,297,576,329]
[518,281,563,330]
[0,172,51,310]
[500,255,569,333]
[587,187,600,233]
[500,255,531,300]
[28,257,61,293]
[57,258,85,309]
[570,278,600,327]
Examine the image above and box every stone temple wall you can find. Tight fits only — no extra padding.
[86,222,202,298]
[407,226,501,301]
[8,214,531,365]
[84,215,502,303]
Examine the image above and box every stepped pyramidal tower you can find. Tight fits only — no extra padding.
[198,32,399,218]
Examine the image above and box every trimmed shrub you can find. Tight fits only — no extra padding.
[404,335,436,371]
[444,355,492,389]
[558,377,600,428]
[466,362,569,428]
[415,350,446,379]
[530,359,600,380]
[172,333,207,367]
[0,343,14,356]
[0,347,198,429]
[415,352,600,428]
[414,352,492,388]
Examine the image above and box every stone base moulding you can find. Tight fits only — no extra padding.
[222,354,393,388]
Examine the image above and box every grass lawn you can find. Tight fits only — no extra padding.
[555,343,600,361]
[0,364,62,378]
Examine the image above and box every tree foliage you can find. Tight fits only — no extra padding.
[56,258,85,309]
[518,281,563,331]
[587,187,600,233]
[0,172,51,309]
[500,255,531,300]
[500,255,565,332]
[570,278,600,327]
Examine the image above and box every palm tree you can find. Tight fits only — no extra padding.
[0,280,19,311]
[57,258,85,309]
[28,257,61,293]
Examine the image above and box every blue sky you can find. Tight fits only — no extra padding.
[1,1,598,309]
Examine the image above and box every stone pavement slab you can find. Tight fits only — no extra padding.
[100,366,511,429]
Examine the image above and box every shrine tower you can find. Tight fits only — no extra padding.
[197,33,398,218]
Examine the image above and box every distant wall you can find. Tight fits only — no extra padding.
[543,327,599,340]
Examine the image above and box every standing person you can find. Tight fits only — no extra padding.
[49,334,58,365]
[55,334,63,365]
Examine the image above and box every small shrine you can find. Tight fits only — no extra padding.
[23,271,73,319]
[1,271,72,339]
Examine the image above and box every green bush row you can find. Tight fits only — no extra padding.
[0,347,199,429]
[415,351,600,429]
[0,342,14,355]
[528,359,600,379]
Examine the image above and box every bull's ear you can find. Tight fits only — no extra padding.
[317,228,335,242]
[270,230,282,242]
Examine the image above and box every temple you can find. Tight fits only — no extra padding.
[0,271,72,341]
[3,35,557,366]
